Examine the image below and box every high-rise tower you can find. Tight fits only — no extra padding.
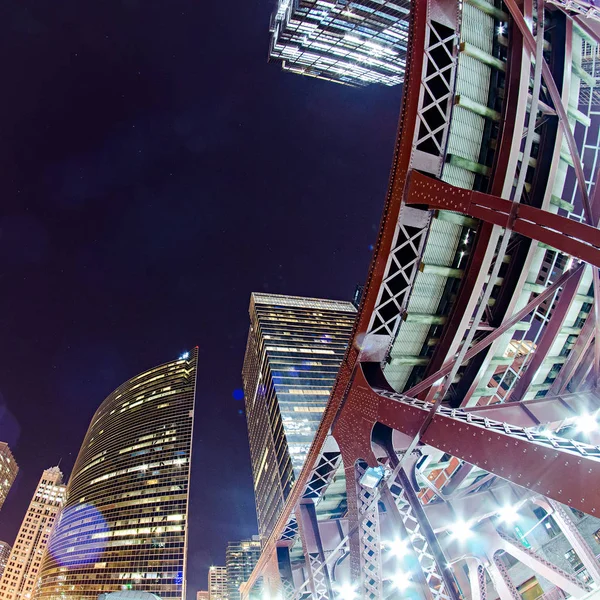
[269,0,410,86]
[0,467,66,600]
[225,537,260,600]
[35,350,198,600]
[0,443,18,511]
[207,567,226,600]
[242,293,356,539]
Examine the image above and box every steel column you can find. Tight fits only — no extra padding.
[488,553,522,600]
[353,461,384,600]
[297,501,334,600]
[547,499,600,586]
[466,560,488,600]
[384,453,460,600]
[276,546,296,600]
[498,530,590,597]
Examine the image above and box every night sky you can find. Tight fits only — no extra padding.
[0,0,400,596]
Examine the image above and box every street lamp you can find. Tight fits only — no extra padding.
[450,520,473,541]
[575,413,598,434]
[497,505,520,524]
[386,539,408,559]
[334,582,358,599]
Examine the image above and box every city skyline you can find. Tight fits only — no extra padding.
[0,0,398,588]
[2,0,600,598]
[0,0,398,598]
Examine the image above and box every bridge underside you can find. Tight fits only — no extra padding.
[242,0,600,598]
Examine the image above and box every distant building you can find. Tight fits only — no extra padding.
[0,467,66,600]
[242,293,356,539]
[0,443,18,511]
[207,567,226,600]
[0,542,11,581]
[35,350,198,600]
[269,0,409,86]
[196,592,209,600]
[225,538,261,600]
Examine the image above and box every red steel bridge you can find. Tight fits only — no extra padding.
[241,1,600,598]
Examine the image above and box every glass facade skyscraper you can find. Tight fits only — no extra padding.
[225,537,261,600]
[242,293,356,540]
[35,350,198,600]
[269,0,410,86]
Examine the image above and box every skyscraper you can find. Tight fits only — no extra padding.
[0,467,66,600]
[0,443,18,511]
[269,0,410,86]
[242,293,356,539]
[35,350,198,600]
[207,567,226,600]
[0,543,11,581]
[225,537,260,600]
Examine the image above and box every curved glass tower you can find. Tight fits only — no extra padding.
[35,349,198,600]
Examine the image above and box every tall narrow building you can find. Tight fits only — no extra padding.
[207,567,226,600]
[242,293,356,539]
[0,443,18,511]
[225,537,260,600]
[35,349,198,600]
[0,467,66,600]
[0,542,12,581]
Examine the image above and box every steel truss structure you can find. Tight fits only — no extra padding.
[242,1,600,598]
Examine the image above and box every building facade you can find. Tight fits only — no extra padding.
[0,443,18,511]
[225,538,260,600]
[207,567,226,600]
[196,592,208,600]
[269,0,410,86]
[0,467,66,600]
[0,543,12,581]
[35,350,198,600]
[242,293,356,539]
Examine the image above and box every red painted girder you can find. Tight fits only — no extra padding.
[504,0,594,225]
[549,312,596,394]
[407,171,600,267]
[510,164,600,401]
[464,391,600,428]
[404,264,585,397]
[509,269,584,402]
[422,0,535,404]
[333,365,600,516]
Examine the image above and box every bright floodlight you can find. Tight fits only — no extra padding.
[392,571,412,591]
[450,520,473,540]
[179,351,190,360]
[335,582,358,599]
[497,505,519,524]
[387,539,408,559]
[575,413,598,434]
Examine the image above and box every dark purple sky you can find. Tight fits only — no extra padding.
[0,0,400,596]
